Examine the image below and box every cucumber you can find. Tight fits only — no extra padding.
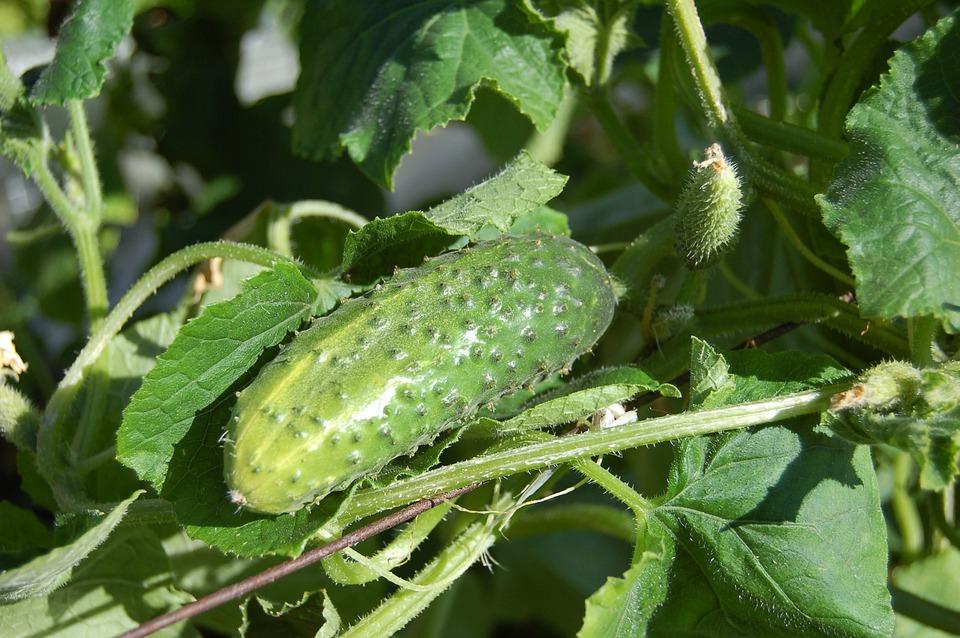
[224,235,616,514]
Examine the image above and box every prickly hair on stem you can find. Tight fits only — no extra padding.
[673,143,743,270]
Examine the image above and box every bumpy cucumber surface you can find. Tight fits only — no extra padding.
[224,235,616,514]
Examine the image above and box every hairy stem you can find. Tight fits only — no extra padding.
[666,0,821,219]
[341,513,499,637]
[337,386,843,524]
[817,0,937,143]
[695,294,909,358]
[67,100,103,222]
[32,160,108,328]
[735,107,849,162]
[665,0,731,131]
[576,459,653,517]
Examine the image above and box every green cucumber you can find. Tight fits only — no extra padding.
[224,235,616,514]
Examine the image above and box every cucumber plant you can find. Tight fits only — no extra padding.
[0,1,959,637]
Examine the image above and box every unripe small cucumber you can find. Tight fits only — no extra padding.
[224,235,616,514]
[674,143,743,270]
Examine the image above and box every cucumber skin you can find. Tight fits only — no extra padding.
[224,235,616,514]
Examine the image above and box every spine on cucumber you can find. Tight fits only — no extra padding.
[224,235,617,514]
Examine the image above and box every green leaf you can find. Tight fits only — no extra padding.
[818,14,960,329]
[117,264,317,489]
[0,95,44,176]
[524,0,639,85]
[649,426,893,637]
[471,366,677,435]
[318,592,342,638]
[503,205,571,237]
[688,337,732,406]
[0,502,52,569]
[645,342,890,637]
[502,385,649,432]
[550,366,680,400]
[340,153,567,282]
[425,151,567,235]
[29,0,134,104]
[689,337,853,409]
[0,491,141,602]
[578,521,674,638]
[892,547,960,638]
[0,525,194,637]
[340,212,456,284]
[294,0,566,186]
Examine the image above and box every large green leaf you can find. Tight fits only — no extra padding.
[645,342,892,637]
[819,14,960,329]
[648,427,893,637]
[0,491,140,602]
[293,0,565,187]
[0,526,193,637]
[30,0,134,104]
[117,264,317,488]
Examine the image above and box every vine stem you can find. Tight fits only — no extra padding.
[67,100,103,222]
[893,452,924,560]
[117,485,477,638]
[764,198,855,286]
[665,0,730,131]
[665,0,821,218]
[694,294,909,358]
[735,107,849,162]
[337,384,846,524]
[31,159,108,328]
[576,459,652,517]
[44,241,305,421]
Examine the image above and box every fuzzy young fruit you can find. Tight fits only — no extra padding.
[673,143,743,269]
[224,235,617,514]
